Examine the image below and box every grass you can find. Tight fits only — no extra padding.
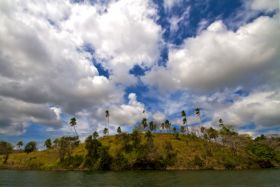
[1,133,279,170]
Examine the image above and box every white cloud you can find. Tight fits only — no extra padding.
[163,0,182,10]
[152,112,166,123]
[62,0,162,85]
[0,0,160,135]
[249,0,279,11]
[213,90,280,128]
[96,93,146,126]
[143,15,280,91]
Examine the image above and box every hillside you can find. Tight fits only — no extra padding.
[1,132,280,170]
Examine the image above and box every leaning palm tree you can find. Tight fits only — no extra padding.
[105,110,110,134]
[69,117,78,137]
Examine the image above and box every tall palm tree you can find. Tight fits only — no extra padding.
[195,108,200,116]
[172,126,177,134]
[181,110,188,134]
[105,110,109,134]
[161,123,165,133]
[164,120,171,133]
[69,117,78,137]
[195,108,201,123]
[149,121,155,131]
[141,118,148,130]
[117,126,122,134]
[180,126,186,134]
[219,118,224,127]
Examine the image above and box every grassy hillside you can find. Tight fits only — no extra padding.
[1,133,280,170]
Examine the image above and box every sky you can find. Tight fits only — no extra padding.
[0,0,279,146]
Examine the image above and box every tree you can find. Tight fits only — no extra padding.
[16,141,23,150]
[149,121,156,131]
[181,110,188,134]
[131,129,141,149]
[93,131,99,139]
[161,123,165,132]
[218,118,224,127]
[69,117,78,137]
[145,130,154,148]
[195,108,201,123]
[103,128,109,136]
[24,141,37,154]
[164,120,171,132]
[0,141,13,164]
[207,127,218,142]
[180,126,186,134]
[53,136,79,161]
[195,108,200,116]
[173,127,177,133]
[117,126,122,134]
[44,138,52,149]
[142,118,148,130]
[105,110,110,134]
[85,134,102,167]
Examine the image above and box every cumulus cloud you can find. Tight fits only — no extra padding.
[0,0,160,135]
[62,0,162,85]
[95,93,146,126]
[249,0,279,12]
[213,90,280,128]
[143,15,280,91]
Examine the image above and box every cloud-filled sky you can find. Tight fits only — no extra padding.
[0,0,279,145]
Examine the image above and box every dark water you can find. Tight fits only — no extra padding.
[0,169,279,187]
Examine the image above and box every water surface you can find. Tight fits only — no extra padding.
[0,169,279,187]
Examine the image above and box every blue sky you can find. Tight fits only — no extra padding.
[0,0,279,146]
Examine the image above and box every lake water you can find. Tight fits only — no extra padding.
[0,169,279,187]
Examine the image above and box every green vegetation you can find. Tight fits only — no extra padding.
[24,141,37,154]
[1,114,280,171]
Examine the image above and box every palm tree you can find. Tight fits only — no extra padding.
[105,110,110,134]
[117,126,122,134]
[16,141,23,150]
[172,127,177,133]
[145,130,154,147]
[69,117,78,137]
[180,126,186,134]
[219,118,224,127]
[195,108,200,116]
[181,110,188,134]
[93,131,99,139]
[161,123,165,132]
[164,120,171,133]
[142,118,148,130]
[195,108,201,123]
[44,138,52,149]
[149,121,155,131]
[103,128,108,136]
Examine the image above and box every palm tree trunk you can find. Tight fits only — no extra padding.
[73,126,78,137]
[107,117,109,135]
